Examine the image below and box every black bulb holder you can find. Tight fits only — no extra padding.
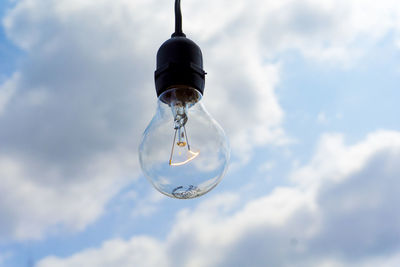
[154,0,206,98]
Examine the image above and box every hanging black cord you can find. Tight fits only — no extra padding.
[172,0,186,37]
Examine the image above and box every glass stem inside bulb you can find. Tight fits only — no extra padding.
[169,104,198,166]
[177,127,187,147]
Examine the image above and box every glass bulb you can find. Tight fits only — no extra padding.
[139,87,230,199]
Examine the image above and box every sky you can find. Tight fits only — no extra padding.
[0,0,400,266]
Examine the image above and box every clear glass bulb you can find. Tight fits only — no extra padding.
[139,87,230,199]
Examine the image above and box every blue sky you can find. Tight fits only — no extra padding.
[1,0,400,266]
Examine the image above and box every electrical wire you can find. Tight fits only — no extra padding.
[172,0,186,37]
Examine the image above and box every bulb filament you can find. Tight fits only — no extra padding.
[169,108,199,166]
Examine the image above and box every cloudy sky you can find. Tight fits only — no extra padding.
[1,0,400,266]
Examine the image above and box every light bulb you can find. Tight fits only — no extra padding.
[139,0,230,198]
[139,87,229,199]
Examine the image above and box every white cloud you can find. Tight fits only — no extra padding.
[0,154,134,240]
[291,131,400,188]
[37,130,400,266]
[185,0,400,66]
[38,237,167,267]
[255,0,400,65]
